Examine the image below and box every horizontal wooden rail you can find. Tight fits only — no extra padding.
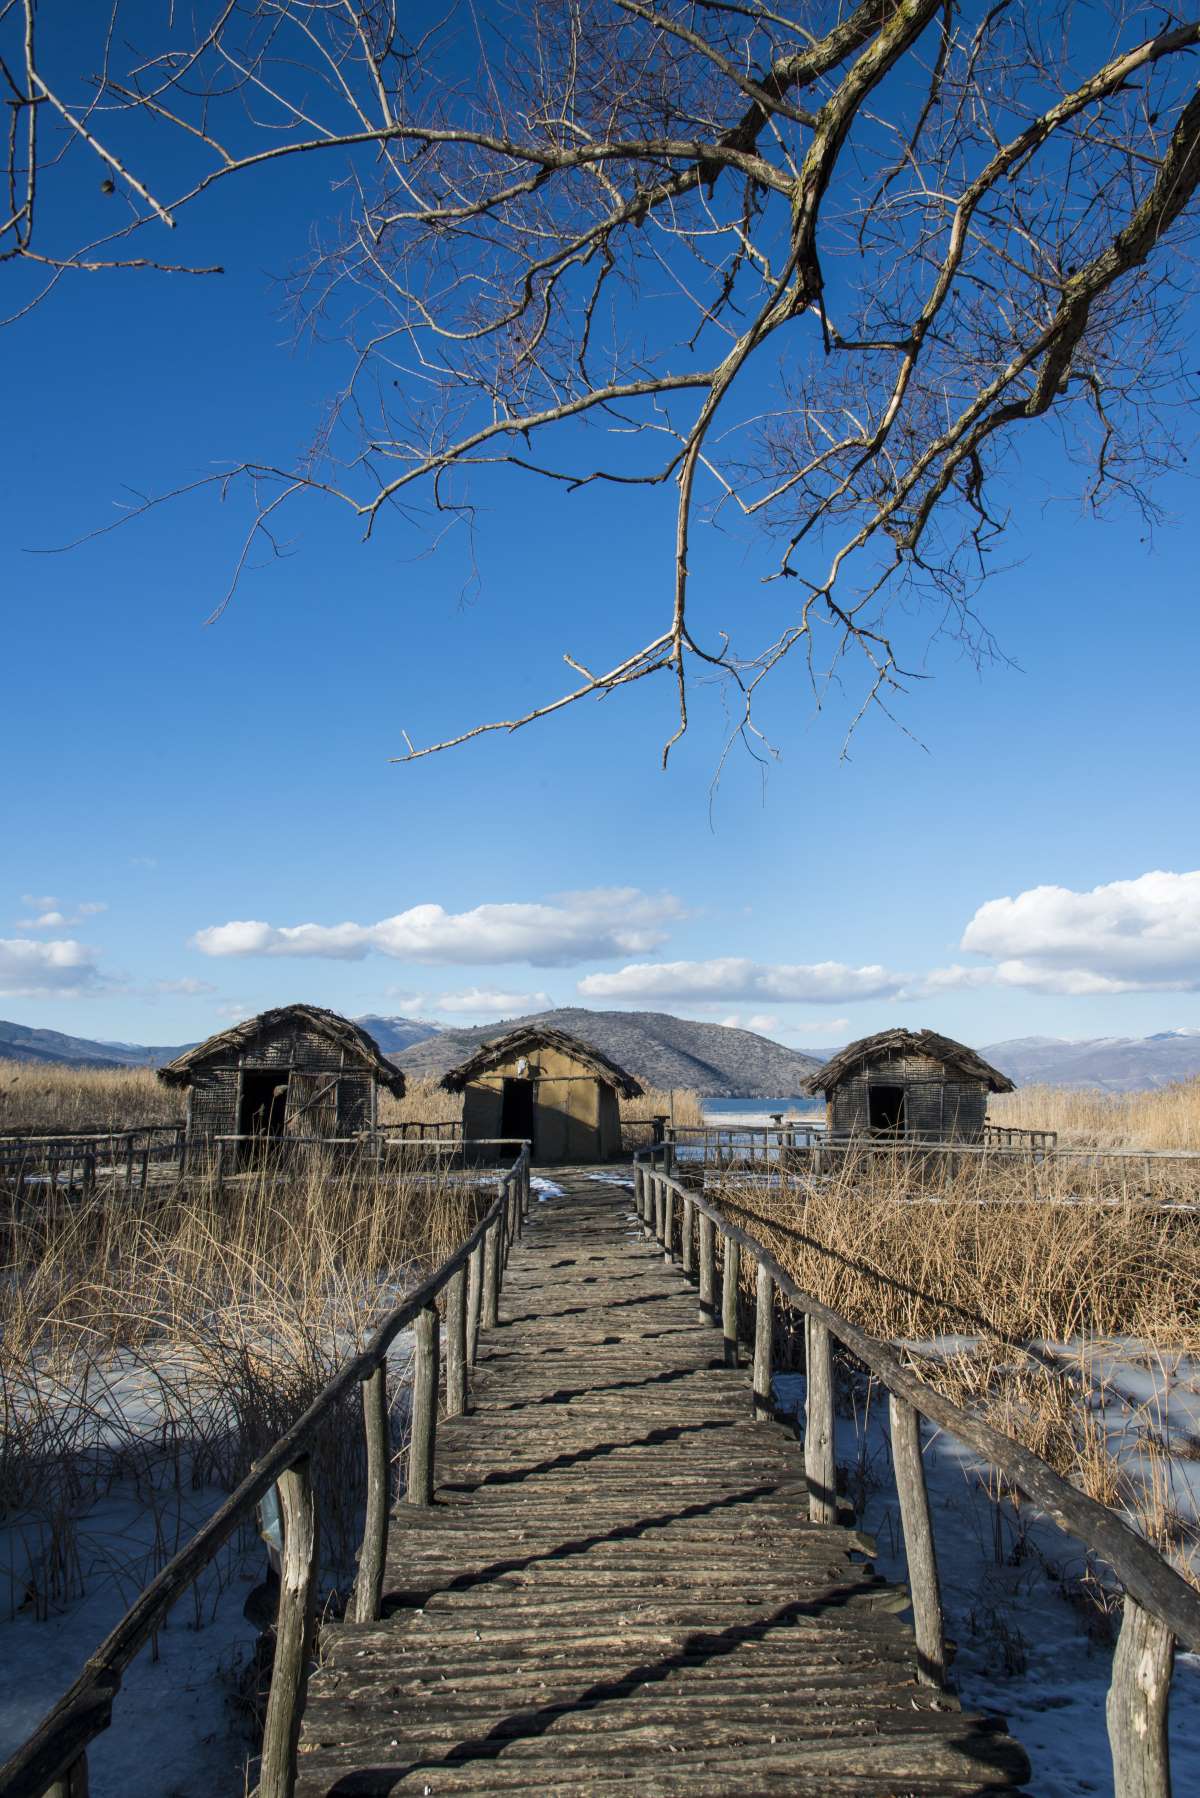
[0,1143,531,1798]
[633,1145,1199,1798]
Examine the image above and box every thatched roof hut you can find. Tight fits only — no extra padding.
[804,1028,1013,1143]
[441,1025,642,1163]
[159,1004,404,1141]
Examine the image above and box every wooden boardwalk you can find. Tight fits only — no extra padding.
[296,1175,1030,1795]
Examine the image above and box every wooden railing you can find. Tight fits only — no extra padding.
[0,1142,531,1798]
[0,1126,186,1201]
[633,1143,1200,1797]
[983,1123,1059,1151]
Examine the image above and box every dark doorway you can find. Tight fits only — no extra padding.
[500,1077,535,1148]
[868,1084,906,1135]
[239,1070,289,1138]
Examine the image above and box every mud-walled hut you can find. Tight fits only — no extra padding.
[158,1005,405,1143]
[804,1028,1014,1143]
[441,1025,643,1163]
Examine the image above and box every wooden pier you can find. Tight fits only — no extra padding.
[295,1174,1029,1795]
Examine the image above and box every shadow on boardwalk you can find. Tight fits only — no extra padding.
[296,1173,1031,1795]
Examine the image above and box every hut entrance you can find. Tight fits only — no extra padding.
[500,1077,535,1148]
[239,1071,288,1139]
[868,1084,906,1135]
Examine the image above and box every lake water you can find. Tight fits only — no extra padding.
[702,1096,822,1121]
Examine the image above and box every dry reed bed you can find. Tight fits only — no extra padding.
[714,1158,1200,1583]
[0,1060,182,1135]
[1,1158,487,1616]
[989,1075,1200,1149]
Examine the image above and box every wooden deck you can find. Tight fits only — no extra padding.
[295,1175,1030,1795]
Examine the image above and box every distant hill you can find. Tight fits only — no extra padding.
[0,1018,192,1069]
[396,1006,821,1098]
[353,1014,442,1055]
[982,1032,1200,1092]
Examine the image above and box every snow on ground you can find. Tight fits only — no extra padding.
[773,1365,1200,1797]
[0,1476,263,1796]
[530,1175,565,1201]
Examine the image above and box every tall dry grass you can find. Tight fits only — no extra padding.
[989,1076,1200,1149]
[715,1155,1200,1348]
[713,1158,1200,1587]
[1,1155,490,1620]
[0,1060,182,1134]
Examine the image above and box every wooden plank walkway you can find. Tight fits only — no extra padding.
[296,1175,1030,1795]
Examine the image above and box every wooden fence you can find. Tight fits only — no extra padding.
[0,1126,185,1202]
[0,1142,531,1798]
[632,1142,1200,1797]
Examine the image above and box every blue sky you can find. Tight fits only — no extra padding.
[2,13,1199,1054]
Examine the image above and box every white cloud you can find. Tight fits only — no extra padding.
[149,977,217,997]
[16,898,107,929]
[192,889,682,969]
[215,1001,251,1020]
[434,987,553,1016]
[720,1012,781,1034]
[955,870,1200,994]
[0,938,104,997]
[578,957,908,1003]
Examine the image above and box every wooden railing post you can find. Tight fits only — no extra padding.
[805,1317,836,1523]
[445,1263,468,1418]
[697,1212,716,1323]
[654,1175,666,1248]
[681,1196,694,1277]
[407,1305,439,1507]
[352,1366,389,1624]
[753,1261,773,1420]
[641,1169,655,1238]
[467,1235,485,1365]
[662,1181,674,1264]
[481,1219,500,1330]
[1107,1596,1174,1798]
[259,1457,318,1798]
[721,1235,740,1368]
[888,1392,945,1686]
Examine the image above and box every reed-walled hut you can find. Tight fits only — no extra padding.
[159,1005,405,1144]
[441,1026,643,1163]
[804,1028,1014,1143]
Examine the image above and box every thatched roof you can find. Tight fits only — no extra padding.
[440,1025,644,1098]
[803,1029,1014,1096]
[157,1005,406,1094]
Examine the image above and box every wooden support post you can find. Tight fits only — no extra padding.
[467,1236,485,1365]
[721,1236,740,1368]
[352,1366,389,1624]
[407,1306,439,1507]
[888,1392,945,1686]
[445,1263,468,1418]
[753,1261,773,1420]
[654,1176,666,1247]
[682,1197,694,1277]
[662,1182,674,1264]
[259,1457,318,1798]
[1106,1595,1174,1798]
[805,1316,836,1523]
[697,1212,716,1323]
[641,1170,655,1238]
[481,1220,500,1329]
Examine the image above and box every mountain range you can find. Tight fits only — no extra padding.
[977,1031,1200,1093]
[391,1007,822,1097]
[3,1013,1200,1095]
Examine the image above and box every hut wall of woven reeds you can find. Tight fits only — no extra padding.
[440,1026,643,1163]
[803,1028,1014,1144]
[158,1005,405,1144]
